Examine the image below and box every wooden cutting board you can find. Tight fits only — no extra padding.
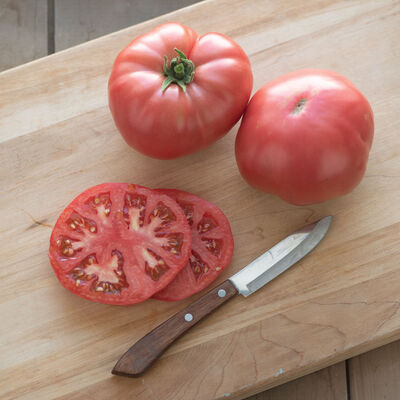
[1,0,399,399]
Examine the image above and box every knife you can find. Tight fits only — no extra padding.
[112,216,332,377]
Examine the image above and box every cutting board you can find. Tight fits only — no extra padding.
[1,0,399,399]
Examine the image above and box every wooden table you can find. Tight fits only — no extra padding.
[1,1,400,399]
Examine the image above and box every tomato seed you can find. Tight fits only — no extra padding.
[189,250,209,280]
[198,215,217,234]
[148,268,159,280]
[177,201,194,227]
[203,238,222,256]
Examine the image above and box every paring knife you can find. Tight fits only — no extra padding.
[112,216,332,377]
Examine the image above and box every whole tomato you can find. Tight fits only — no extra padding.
[108,23,253,159]
[235,69,374,205]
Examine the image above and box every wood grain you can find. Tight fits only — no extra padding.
[113,280,238,377]
[349,341,400,400]
[54,0,201,51]
[0,0,48,72]
[248,362,347,400]
[0,0,399,399]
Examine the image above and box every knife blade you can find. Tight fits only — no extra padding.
[229,215,332,296]
[112,216,332,377]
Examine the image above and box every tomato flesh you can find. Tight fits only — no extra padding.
[152,189,234,301]
[49,183,192,305]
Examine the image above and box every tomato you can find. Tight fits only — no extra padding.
[152,189,234,301]
[235,69,374,205]
[108,22,253,159]
[48,183,192,305]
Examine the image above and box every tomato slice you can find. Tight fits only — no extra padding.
[152,189,234,301]
[48,183,192,305]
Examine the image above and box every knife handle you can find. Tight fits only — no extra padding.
[112,279,238,377]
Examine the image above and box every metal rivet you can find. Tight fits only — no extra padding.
[184,313,193,322]
[218,289,226,298]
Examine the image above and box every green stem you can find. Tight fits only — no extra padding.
[162,48,195,93]
[173,63,185,79]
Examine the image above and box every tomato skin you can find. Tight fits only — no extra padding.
[235,69,374,205]
[152,189,234,301]
[49,183,192,305]
[108,22,253,159]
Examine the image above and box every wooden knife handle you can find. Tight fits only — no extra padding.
[112,279,238,377]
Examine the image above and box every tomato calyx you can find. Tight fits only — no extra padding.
[162,48,195,93]
[292,97,307,114]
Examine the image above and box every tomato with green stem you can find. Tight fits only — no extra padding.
[108,22,253,159]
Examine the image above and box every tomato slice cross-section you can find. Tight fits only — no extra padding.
[49,183,192,305]
[152,189,234,301]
